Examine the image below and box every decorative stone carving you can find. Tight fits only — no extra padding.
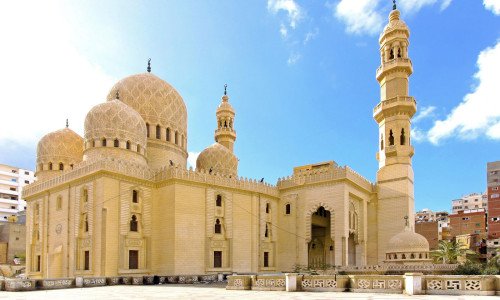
[465,280,480,290]
[427,279,442,290]
[388,279,401,289]
[358,279,370,289]
[55,224,62,235]
[255,279,265,287]
[83,277,106,287]
[234,279,243,287]
[373,280,385,289]
[313,280,324,288]
[302,279,312,288]
[275,279,285,287]
[126,239,143,247]
[325,279,337,288]
[446,280,461,290]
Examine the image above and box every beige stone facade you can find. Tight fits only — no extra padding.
[23,8,426,279]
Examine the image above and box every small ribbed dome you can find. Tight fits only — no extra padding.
[84,99,147,151]
[196,143,238,176]
[387,228,430,253]
[106,72,187,139]
[217,95,235,114]
[36,127,84,176]
[381,10,409,36]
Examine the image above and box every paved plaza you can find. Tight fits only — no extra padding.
[0,285,494,300]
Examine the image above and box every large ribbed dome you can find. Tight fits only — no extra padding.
[387,229,429,253]
[36,127,84,177]
[106,72,187,138]
[196,143,238,176]
[84,99,147,150]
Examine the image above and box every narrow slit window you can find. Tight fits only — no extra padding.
[216,195,222,207]
[214,219,221,234]
[285,203,291,215]
[130,215,138,232]
[156,125,161,139]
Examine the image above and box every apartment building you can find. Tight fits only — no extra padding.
[449,209,487,240]
[451,193,488,214]
[0,164,36,222]
[487,161,500,256]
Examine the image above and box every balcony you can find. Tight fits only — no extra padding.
[373,96,417,122]
[0,188,18,196]
[376,58,413,81]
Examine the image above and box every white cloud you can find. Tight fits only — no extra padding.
[267,0,303,29]
[484,0,500,15]
[287,53,302,65]
[413,106,437,123]
[399,0,453,13]
[0,1,114,145]
[332,0,453,35]
[333,0,383,35]
[411,127,426,142]
[303,28,319,44]
[427,41,500,144]
[187,152,200,169]
[280,23,288,38]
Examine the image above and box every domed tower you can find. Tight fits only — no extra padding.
[106,60,188,169]
[214,84,236,152]
[196,86,238,176]
[36,121,84,180]
[374,2,417,263]
[83,96,148,166]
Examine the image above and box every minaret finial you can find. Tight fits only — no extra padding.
[224,84,227,95]
[66,119,69,128]
[116,89,120,100]
[393,0,396,10]
[147,58,151,73]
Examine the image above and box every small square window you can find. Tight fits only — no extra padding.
[24,180,29,184]
[24,171,29,175]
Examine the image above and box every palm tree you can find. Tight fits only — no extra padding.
[431,240,475,264]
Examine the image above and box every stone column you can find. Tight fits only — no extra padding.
[404,273,423,295]
[285,273,298,292]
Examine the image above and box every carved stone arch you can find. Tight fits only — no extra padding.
[349,201,360,243]
[305,202,335,242]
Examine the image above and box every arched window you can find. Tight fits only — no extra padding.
[102,138,107,147]
[264,224,269,237]
[397,48,402,58]
[389,130,394,146]
[146,123,150,138]
[214,219,221,234]
[114,139,119,147]
[224,120,227,128]
[402,254,406,259]
[132,190,138,203]
[419,253,422,259]
[175,131,178,145]
[156,125,161,139]
[229,120,233,128]
[394,254,397,259]
[59,163,64,170]
[400,128,406,145]
[49,162,53,170]
[410,253,415,259]
[390,49,394,59]
[92,140,96,147]
[130,215,138,232]
[265,203,270,214]
[126,141,131,150]
[380,134,384,150]
[56,196,62,210]
[285,203,291,215]
[70,164,74,169]
[84,214,89,232]
[216,195,222,207]
[137,145,141,153]
[166,128,170,142]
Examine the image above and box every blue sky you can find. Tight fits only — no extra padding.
[0,0,499,212]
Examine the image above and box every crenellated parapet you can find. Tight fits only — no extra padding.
[23,157,279,199]
[277,164,374,192]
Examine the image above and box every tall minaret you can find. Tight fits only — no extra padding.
[214,84,237,151]
[373,2,417,263]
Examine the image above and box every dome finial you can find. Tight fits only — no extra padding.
[224,84,227,95]
[115,89,120,100]
[393,0,397,10]
[66,119,69,128]
[147,58,151,73]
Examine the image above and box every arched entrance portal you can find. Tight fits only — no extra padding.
[308,206,334,268]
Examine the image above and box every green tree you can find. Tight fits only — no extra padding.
[431,240,475,264]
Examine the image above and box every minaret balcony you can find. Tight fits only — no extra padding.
[376,58,413,81]
[382,145,415,158]
[373,96,417,123]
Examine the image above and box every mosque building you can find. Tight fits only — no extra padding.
[23,6,431,278]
